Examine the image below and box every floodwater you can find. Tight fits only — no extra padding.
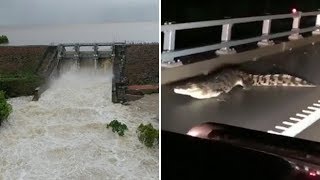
[0,68,159,179]
[0,22,158,45]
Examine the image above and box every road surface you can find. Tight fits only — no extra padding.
[162,43,320,143]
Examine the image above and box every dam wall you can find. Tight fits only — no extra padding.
[0,43,159,101]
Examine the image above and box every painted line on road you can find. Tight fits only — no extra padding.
[308,106,319,111]
[296,113,308,118]
[313,103,320,107]
[283,121,295,126]
[267,130,281,135]
[268,99,320,137]
[289,117,302,122]
[302,110,313,114]
[275,126,288,130]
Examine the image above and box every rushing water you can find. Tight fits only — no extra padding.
[0,22,158,45]
[0,68,159,179]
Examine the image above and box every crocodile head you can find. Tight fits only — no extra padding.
[173,82,222,99]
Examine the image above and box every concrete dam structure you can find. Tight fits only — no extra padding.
[0,43,159,103]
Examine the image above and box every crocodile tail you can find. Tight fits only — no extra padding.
[249,74,316,87]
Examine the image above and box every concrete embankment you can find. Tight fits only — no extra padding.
[124,44,159,101]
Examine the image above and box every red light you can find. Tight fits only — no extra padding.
[309,172,317,176]
[292,8,297,14]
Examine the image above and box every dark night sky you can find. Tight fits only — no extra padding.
[161,0,320,49]
[162,0,320,23]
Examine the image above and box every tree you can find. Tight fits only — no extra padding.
[0,35,9,44]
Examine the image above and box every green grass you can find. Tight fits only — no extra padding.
[0,73,44,97]
[0,35,9,44]
[0,91,12,126]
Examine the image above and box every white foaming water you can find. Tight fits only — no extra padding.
[0,69,159,180]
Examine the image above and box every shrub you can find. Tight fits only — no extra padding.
[0,91,12,125]
[0,74,44,97]
[137,123,159,148]
[106,119,128,136]
[0,35,9,44]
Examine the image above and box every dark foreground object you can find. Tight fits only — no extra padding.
[162,130,320,180]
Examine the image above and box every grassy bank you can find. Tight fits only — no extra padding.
[0,35,9,44]
[0,72,44,97]
[0,91,12,125]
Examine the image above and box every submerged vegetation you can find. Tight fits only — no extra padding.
[105,120,159,148]
[106,119,128,136]
[0,35,9,44]
[137,123,159,148]
[106,120,159,148]
[0,91,12,125]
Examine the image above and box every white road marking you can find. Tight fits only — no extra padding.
[267,130,281,134]
[296,113,308,118]
[313,103,320,107]
[302,110,313,114]
[275,126,288,130]
[268,99,320,137]
[283,121,295,126]
[308,106,319,111]
[289,117,301,122]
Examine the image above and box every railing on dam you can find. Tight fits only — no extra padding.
[161,10,320,66]
[56,42,125,69]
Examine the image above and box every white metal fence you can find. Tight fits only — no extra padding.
[161,10,320,65]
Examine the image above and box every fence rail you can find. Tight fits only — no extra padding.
[161,10,320,64]
[59,42,125,47]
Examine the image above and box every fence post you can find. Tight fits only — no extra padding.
[73,44,81,68]
[257,19,274,47]
[288,11,303,40]
[162,22,183,67]
[163,22,176,51]
[93,44,99,70]
[312,12,320,35]
[216,23,236,55]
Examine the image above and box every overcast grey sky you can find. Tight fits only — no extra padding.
[0,0,158,26]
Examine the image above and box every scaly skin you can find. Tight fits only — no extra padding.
[173,68,316,99]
